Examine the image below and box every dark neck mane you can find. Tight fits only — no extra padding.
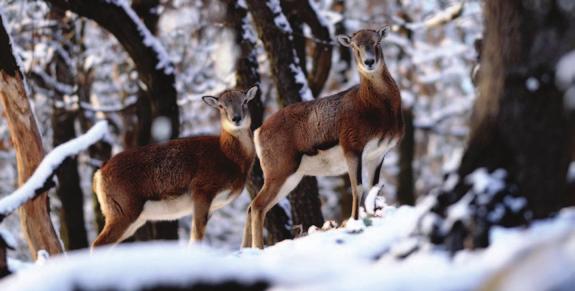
[358,65,401,111]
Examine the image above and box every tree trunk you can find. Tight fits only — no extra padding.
[0,240,9,278]
[246,0,324,242]
[47,7,89,251]
[281,0,332,97]
[332,0,351,84]
[397,108,415,205]
[425,0,575,252]
[223,0,293,242]
[0,14,63,259]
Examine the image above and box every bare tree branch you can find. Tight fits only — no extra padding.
[45,0,180,139]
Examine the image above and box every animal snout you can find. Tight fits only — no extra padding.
[364,59,375,67]
[232,115,242,123]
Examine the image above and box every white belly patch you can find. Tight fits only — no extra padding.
[209,190,236,213]
[362,137,399,163]
[140,194,195,221]
[297,145,348,176]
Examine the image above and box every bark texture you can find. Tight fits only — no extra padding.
[425,0,575,252]
[281,0,332,97]
[397,108,415,205]
[0,14,63,259]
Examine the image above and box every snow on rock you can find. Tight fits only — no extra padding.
[106,0,175,75]
[2,204,575,290]
[0,121,109,216]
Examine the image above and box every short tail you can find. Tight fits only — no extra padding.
[92,170,101,194]
[93,170,105,205]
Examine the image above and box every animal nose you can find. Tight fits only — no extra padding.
[364,59,375,67]
[232,115,241,123]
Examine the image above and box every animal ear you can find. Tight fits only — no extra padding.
[245,86,258,102]
[337,34,352,47]
[202,96,219,108]
[378,26,390,39]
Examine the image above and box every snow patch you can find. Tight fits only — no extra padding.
[308,0,329,28]
[345,219,366,233]
[289,62,313,101]
[151,116,172,141]
[568,162,575,182]
[556,50,575,89]
[2,205,575,291]
[0,228,16,248]
[266,0,292,33]
[525,77,540,92]
[466,168,506,196]
[364,186,381,215]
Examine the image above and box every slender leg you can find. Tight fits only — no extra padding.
[92,217,136,248]
[363,155,382,194]
[345,153,363,220]
[241,206,253,248]
[250,180,284,249]
[250,174,302,249]
[190,196,211,242]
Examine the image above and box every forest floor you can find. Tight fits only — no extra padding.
[1,200,575,290]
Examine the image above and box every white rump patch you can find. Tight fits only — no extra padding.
[297,145,347,176]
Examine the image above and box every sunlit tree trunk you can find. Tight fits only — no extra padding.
[0,14,63,259]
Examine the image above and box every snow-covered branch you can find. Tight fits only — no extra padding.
[0,121,109,222]
[405,2,465,31]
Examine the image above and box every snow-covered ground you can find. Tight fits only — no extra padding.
[2,203,574,291]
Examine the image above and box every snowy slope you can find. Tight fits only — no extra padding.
[1,203,574,291]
